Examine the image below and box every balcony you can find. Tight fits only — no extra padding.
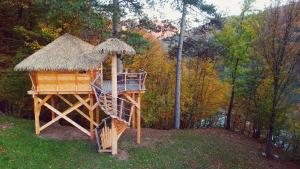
[92,71,147,94]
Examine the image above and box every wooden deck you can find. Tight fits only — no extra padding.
[102,80,146,93]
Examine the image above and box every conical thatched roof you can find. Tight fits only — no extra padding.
[94,38,136,55]
[15,33,106,71]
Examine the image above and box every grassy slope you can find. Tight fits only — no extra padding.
[0,116,298,169]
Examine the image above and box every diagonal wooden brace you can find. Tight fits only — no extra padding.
[57,95,98,126]
[74,94,92,111]
[123,94,140,109]
[38,97,91,136]
[37,95,52,110]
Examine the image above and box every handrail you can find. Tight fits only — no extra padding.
[91,84,133,124]
[117,71,147,91]
[91,70,146,124]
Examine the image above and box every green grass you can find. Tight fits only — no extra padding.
[0,116,292,169]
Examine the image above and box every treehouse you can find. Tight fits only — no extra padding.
[15,33,147,155]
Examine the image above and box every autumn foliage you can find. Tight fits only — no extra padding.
[127,30,229,128]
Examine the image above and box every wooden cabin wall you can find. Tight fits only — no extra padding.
[30,71,95,92]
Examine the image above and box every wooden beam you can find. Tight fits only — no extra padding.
[89,94,94,139]
[96,106,100,125]
[57,95,97,126]
[123,93,140,109]
[34,95,40,135]
[91,102,99,111]
[131,94,136,128]
[51,96,55,120]
[28,90,93,95]
[74,94,92,110]
[38,94,52,109]
[38,97,91,136]
[137,94,141,144]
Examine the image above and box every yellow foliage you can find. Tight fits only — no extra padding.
[127,30,176,127]
[127,30,229,128]
[181,59,229,123]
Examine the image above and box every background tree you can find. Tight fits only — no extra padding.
[95,0,143,73]
[0,0,109,117]
[256,0,300,157]
[181,58,229,128]
[214,0,254,130]
[173,0,216,129]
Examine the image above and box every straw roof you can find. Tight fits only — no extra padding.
[94,38,136,55]
[15,33,106,71]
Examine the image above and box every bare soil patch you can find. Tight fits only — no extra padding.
[39,122,89,140]
[120,128,173,148]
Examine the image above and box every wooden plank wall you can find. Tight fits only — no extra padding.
[32,71,93,92]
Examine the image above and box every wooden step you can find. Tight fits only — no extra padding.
[99,119,128,150]
[114,119,128,138]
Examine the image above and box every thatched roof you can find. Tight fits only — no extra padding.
[15,33,106,71]
[94,38,136,55]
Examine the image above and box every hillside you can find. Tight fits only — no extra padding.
[0,116,299,169]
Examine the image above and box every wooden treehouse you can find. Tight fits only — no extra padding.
[15,33,147,155]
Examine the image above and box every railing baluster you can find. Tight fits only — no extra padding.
[124,72,127,91]
[139,73,141,90]
[120,100,124,119]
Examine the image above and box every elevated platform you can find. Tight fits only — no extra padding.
[102,80,146,94]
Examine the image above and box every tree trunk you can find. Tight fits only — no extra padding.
[112,0,123,73]
[265,77,279,157]
[112,0,120,38]
[174,3,187,129]
[226,58,239,130]
[252,119,261,139]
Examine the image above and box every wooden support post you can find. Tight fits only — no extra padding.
[34,95,40,135]
[111,53,118,155]
[132,94,136,128]
[96,106,100,125]
[111,53,118,114]
[51,96,55,120]
[89,94,94,140]
[111,118,118,155]
[137,94,141,144]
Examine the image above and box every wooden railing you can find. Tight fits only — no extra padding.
[91,84,134,124]
[117,71,147,91]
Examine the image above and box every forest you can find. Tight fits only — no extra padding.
[1,0,300,166]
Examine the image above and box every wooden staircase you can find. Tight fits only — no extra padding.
[92,83,134,153]
[91,71,146,153]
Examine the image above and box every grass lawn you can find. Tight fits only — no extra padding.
[0,115,298,169]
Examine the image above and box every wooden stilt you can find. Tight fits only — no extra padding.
[89,94,94,140]
[96,106,100,125]
[111,118,118,155]
[51,96,55,120]
[132,94,136,128]
[137,94,141,144]
[111,53,118,155]
[34,95,40,135]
